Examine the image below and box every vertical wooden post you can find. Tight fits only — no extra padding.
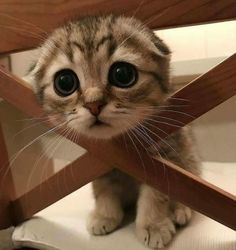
[0,123,15,229]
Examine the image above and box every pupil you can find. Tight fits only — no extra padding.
[115,67,132,84]
[59,75,74,91]
[54,69,79,97]
[108,62,137,88]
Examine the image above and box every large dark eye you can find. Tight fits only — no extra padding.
[108,62,137,88]
[54,69,79,97]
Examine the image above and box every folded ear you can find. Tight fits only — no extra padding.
[150,34,172,93]
[22,62,38,93]
[152,34,171,58]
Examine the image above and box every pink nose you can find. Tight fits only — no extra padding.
[83,100,106,116]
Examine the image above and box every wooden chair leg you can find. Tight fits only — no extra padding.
[0,123,15,229]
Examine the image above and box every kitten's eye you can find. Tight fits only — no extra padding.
[108,62,137,88]
[54,69,79,97]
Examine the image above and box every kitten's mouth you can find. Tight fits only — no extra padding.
[90,118,109,128]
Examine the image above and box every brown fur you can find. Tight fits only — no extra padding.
[27,14,200,249]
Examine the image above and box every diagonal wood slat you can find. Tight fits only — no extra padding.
[0,55,236,229]
[0,71,43,117]
[11,143,236,229]
[0,123,16,229]
[11,152,112,224]
[144,54,236,140]
[109,146,236,229]
[1,54,236,141]
[1,0,236,54]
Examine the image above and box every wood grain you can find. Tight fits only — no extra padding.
[91,141,236,229]
[11,152,112,224]
[143,54,236,141]
[0,123,15,229]
[1,54,236,143]
[0,0,236,54]
[10,137,236,229]
[0,55,236,229]
[0,69,43,117]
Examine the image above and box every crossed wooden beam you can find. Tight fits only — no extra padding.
[0,0,236,232]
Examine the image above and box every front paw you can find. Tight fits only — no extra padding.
[173,205,192,226]
[136,218,176,249]
[87,212,122,235]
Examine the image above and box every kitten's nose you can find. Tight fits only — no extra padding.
[83,100,106,116]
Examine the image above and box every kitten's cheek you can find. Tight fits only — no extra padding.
[68,116,93,131]
[68,120,83,131]
[48,114,65,126]
[67,119,76,128]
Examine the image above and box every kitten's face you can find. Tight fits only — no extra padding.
[28,15,170,139]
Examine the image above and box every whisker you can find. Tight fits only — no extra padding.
[135,104,188,111]
[126,130,147,182]
[41,127,69,183]
[140,122,181,162]
[136,123,173,194]
[132,126,156,163]
[131,0,146,19]
[145,114,185,125]
[0,120,68,188]
[25,128,67,206]
[158,104,189,108]
[135,123,162,156]
[168,97,190,102]
[143,119,171,137]
[61,128,75,194]
[133,124,165,180]
[0,13,48,34]
[12,117,52,139]
[16,116,49,122]
[145,117,182,128]
[0,25,46,41]
[158,109,195,119]
[136,105,195,120]
[117,12,156,50]
[68,129,78,184]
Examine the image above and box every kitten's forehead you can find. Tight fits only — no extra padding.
[37,17,162,62]
[32,15,170,93]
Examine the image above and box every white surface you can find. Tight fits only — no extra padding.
[157,20,236,61]
[11,162,236,250]
[192,96,236,162]
[0,227,15,250]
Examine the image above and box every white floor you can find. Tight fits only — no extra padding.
[3,162,236,250]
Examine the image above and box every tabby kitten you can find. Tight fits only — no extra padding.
[26,15,199,249]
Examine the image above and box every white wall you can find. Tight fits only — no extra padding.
[192,96,236,162]
[156,20,236,62]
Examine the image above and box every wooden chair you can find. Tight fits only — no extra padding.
[0,0,235,236]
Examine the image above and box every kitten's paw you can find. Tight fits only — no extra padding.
[173,205,192,226]
[136,218,176,249]
[87,212,122,235]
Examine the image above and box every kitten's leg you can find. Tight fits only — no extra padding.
[87,191,124,235]
[172,202,192,226]
[136,184,176,249]
[87,174,124,235]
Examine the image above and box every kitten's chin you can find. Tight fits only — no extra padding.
[83,126,123,139]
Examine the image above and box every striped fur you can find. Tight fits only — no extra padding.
[27,15,199,249]
[27,15,171,138]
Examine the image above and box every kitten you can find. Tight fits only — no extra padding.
[27,15,200,249]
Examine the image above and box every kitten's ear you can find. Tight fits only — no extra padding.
[152,35,171,58]
[23,73,44,103]
[151,34,172,92]
[22,74,36,86]
[22,62,38,93]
